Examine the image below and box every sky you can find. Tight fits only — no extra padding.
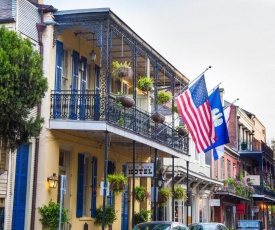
[44,0,275,142]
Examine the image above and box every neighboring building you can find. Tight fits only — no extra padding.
[211,100,275,230]
[0,0,54,229]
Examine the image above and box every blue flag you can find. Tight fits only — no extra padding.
[204,87,229,155]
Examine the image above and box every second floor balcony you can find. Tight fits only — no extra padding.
[49,90,188,154]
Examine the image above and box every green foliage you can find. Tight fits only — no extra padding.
[170,104,178,113]
[223,177,236,186]
[134,186,150,202]
[112,61,132,81]
[38,200,69,230]
[107,173,128,195]
[157,90,172,105]
[137,76,154,91]
[134,209,151,225]
[173,186,187,200]
[0,26,48,151]
[158,187,172,206]
[94,205,117,228]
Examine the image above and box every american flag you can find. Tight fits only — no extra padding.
[175,75,216,153]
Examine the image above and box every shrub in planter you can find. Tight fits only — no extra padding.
[173,186,187,200]
[94,205,117,228]
[38,200,69,230]
[134,186,150,202]
[137,76,154,91]
[107,173,128,195]
[158,187,172,206]
[157,90,172,105]
[134,209,151,225]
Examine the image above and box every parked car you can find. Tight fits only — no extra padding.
[133,221,189,230]
[236,220,264,230]
[188,222,228,230]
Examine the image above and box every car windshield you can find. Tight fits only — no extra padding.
[133,223,171,230]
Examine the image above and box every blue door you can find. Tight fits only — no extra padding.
[70,51,79,119]
[12,144,29,230]
[54,41,64,118]
[121,165,129,230]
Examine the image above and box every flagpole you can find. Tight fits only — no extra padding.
[223,98,239,110]
[208,82,222,95]
[140,66,213,127]
[175,66,212,97]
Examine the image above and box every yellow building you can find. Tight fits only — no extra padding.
[33,5,191,230]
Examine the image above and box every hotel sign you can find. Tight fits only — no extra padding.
[126,163,154,177]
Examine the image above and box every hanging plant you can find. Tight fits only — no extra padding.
[151,112,165,123]
[112,61,133,81]
[107,173,128,195]
[170,104,178,113]
[157,90,172,105]
[173,186,187,200]
[137,76,154,91]
[133,186,150,202]
[176,125,188,136]
[116,95,135,108]
[158,187,172,206]
[94,205,117,228]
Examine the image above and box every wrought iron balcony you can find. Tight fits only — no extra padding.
[50,90,188,152]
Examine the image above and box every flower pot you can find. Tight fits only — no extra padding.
[116,95,135,108]
[151,112,165,123]
[116,67,133,81]
[241,142,247,150]
[178,128,188,136]
[110,180,126,193]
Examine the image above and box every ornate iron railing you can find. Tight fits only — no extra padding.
[50,91,188,153]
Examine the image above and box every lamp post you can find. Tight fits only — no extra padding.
[157,173,165,221]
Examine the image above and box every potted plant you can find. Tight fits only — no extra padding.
[112,61,133,81]
[116,92,135,108]
[173,186,187,200]
[107,173,128,195]
[158,187,172,206]
[134,209,151,225]
[157,90,172,105]
[137,76,154,91]
[151,111,165,123]
[133,186,150,202]
[241,142,248,150]
[94,205,117,228]
[38,200,69,230]
[176,125,188,136]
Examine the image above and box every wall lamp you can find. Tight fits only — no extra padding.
[47,173,58,189]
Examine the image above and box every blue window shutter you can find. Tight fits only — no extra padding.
[12,144,29,230]
[91,157,97,217]
[55,41,63,91]
[76,154,84,217]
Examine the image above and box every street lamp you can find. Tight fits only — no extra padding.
[157,173,165,221]
[47,173,58,189]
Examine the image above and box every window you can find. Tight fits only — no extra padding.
[76,153,97,217]
[195,151,199,162]
[221,157,224,179]
[205,150,211,166]
[227,160,231,178]
[214,160,218,179]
